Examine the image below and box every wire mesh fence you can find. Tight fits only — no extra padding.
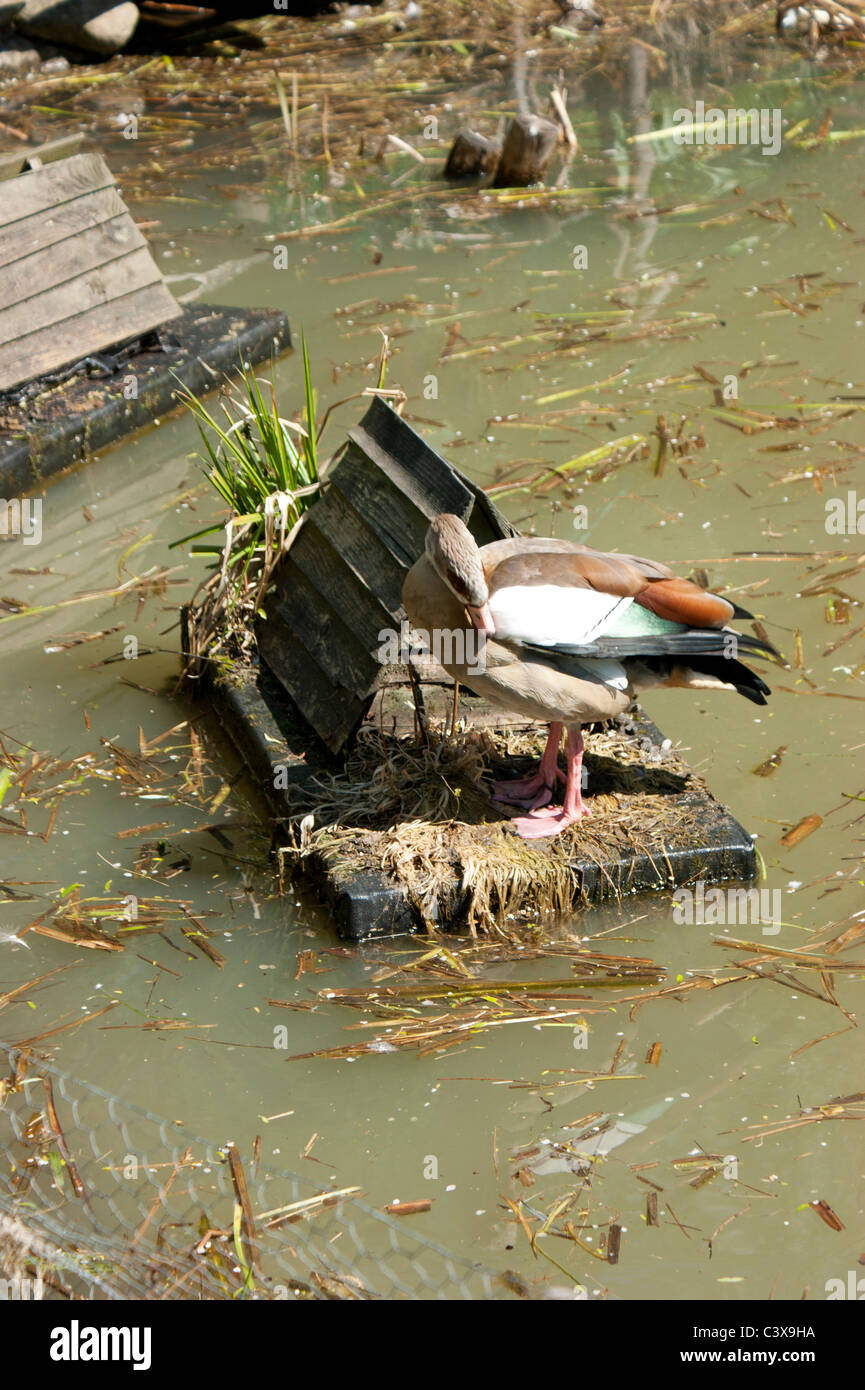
[0,1042,505,1300]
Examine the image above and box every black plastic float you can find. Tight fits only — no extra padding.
[0,304,291,494]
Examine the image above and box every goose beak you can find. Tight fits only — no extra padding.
[468,602,495,635]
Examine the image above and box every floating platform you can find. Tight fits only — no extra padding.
[0,303,291,494]
[199,650,758,941]
[183,398,758,940]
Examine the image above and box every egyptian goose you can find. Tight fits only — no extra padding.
[402,515,774,840]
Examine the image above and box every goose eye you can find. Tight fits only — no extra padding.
[445,565,470,600]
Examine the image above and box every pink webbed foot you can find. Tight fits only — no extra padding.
[522,798,592,822]
[491,767,564,810]
[510,726,589,839]
[511,807,586,840]
[491,723,564,810]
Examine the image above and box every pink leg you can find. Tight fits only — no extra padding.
[512,727,588,839]
[492,723,564,810]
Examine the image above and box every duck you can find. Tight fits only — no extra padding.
[402,514,775,840]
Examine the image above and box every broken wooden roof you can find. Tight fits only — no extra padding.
[257,395,516,753]
[0,148,181,393]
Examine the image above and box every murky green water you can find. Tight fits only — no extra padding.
[1,41,864,1299]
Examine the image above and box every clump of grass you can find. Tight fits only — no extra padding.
[179,333,403,678]
[176,339,322,674]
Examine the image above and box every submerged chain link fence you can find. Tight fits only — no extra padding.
[0,1042,503,1300]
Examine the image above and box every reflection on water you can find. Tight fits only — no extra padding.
[1,33,864,1299]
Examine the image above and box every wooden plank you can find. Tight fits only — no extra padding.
[0,282,182,392]
[303,487,408,613]
[2,215,147,309]
[329,445,438,566]
[348,399,475,521]
[256,614,372,753]
[0,184,128,271]
[0,152,114,227]
[0,135,84,185]
[287,525,396,649]
[265,555,382,695]
[259,399,514,754]
[0,149,181,391]
[0,245,173,345]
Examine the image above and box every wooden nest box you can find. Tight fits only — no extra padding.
[257,396,516,752]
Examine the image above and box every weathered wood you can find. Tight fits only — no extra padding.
[0,134,83,184]
[267,547,388,687]
[349,398,477,520]
[0,185,126,268]
[285,528,394,645]
[0,243,160,340]
[328,445,438,566]
[256,617,371,755]
[0,151,114,225]
[259,399,516,755]
[303,485,408,614]
[0,304,291,493]
[0,282,180,389]
[0,150,180,392]
[2,216,147,308]
[444,129,501,181]
[493,114,560,188]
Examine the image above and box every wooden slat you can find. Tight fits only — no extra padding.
[0,152,114,227]
[0,245,172,345]
[0,282,181,391]
[288,525,396,650]
[0,135,84,184]
[259,399,513,753]
[304,489,408,613]
[0,149,180,391]
[348,413,475,521]
[2,216,147,309]
[256,615,371,753]
[330,445,438,565]
[0,184,127,271]
[266,556,382,695]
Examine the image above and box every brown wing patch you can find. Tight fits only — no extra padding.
[635,577,734,628]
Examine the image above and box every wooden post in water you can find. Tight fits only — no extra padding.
[443,130,501,181]
[493,114,559,187]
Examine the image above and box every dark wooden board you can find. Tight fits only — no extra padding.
[258,396,516,753]
[301,485,408,613]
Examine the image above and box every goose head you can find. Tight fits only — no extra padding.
[424,514,495,634]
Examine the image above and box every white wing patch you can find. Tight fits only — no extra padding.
[490,585,634,648]
[578,658,630,691]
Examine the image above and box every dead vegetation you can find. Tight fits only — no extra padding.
[281,717,702,933]
[2,2,863,240]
